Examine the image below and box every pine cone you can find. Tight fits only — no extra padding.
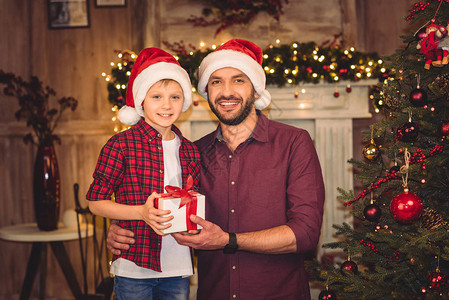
[421,207,449,230]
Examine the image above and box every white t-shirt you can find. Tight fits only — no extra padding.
[110,132,193,278]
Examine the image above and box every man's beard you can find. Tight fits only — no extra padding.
[208,92,256,126]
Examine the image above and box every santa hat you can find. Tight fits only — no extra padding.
[118,48,192,126]
[197,39,271,110]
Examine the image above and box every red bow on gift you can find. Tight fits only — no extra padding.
[164,175,194,208]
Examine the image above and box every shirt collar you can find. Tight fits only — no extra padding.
[135,118,185,142]
[214,110,269,144]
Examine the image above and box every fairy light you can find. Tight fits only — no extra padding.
[292,70,297,75]
[199,41,205,47]
[312,73,318,78]
[334,76,339,81]
[192,87,196,92]
[351,65,356,69]
[110,62,115,66]
[292,43,298,48]
[350,47,355,51]
[301,88,306,93]
[284,69,290,74]
[378,59,383,64]
[115,84,121,89]
[276,39,280,44]
[212,44,217,49]
[269,69,275,74]
[264,66,270,71]
[189,52,193,55]
[121,84,126,89]
[381,68,386,73]
[344,50,349,55]
[126,71,131,76]
[287,79,293,83]
[263,54,268,59]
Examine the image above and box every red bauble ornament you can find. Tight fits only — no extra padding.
[333,92,340,98]
[340,260,358,274]
[409,88,427,107]
[364,203,382,222]
[318,290,337,299]
[346,85,352,93]
[193,99,199,106]
[439,121,449,137]
[390,189,423,223]
[428,270,447,290]
[397,122,419,142]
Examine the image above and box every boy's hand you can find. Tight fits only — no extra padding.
[140,192,174,236]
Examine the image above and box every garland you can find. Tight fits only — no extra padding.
[103,41,389,109]
[187,0,289,35]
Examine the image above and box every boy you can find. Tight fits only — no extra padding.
[86,48,200,300]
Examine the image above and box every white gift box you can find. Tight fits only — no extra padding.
[155,192,205,234]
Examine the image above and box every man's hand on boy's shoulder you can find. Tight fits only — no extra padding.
[107,221,135,255]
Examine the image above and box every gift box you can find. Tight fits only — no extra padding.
[155,176,205,234]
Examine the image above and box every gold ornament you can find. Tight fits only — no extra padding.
[363,139,380,161]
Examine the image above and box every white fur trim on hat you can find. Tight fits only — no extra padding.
[198,49,271,110]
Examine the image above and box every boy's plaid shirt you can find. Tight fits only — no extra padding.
[87,118,200,271]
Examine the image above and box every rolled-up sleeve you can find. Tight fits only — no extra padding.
[86,136,125,201]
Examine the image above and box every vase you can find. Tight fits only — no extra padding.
[33,143,61,231]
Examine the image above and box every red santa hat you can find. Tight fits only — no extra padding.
[118,48,192,126]
[197,39,271,110]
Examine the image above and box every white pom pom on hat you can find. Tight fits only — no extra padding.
[197,39,271,110]
[118,48,193,126]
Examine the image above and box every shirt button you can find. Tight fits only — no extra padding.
[232,295,236,298]
[158,146,162,150]
[232,265,236,270]
[229,154,232,159]
[231,209,235,213]
[159,169,163,174]
[157,133,161,137]
[231,181,235,185]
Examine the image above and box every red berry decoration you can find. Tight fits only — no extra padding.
[340,260,358,274]
[409,88,427,107]
[439,121,449,137]
[428,270,447,290]
[364,203,382,222]
[318,290,337,299]
[397,122,419,142]
[333,91,340,98]
[193,99,199,106]
[390,189,423,223]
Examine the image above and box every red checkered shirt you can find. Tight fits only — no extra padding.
[86,118,200,271]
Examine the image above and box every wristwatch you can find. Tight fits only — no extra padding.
[223,232,238,254]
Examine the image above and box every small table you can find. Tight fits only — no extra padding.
[0,222,93,300]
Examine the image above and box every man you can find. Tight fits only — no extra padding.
[107,39,325,300]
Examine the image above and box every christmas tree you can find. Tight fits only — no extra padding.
[311,1,449,299]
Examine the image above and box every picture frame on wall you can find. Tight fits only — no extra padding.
[95,0,126,7]
[47,0,89,29]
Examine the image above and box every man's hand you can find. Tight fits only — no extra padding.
[107,221,135,255]
[172,215,228,250]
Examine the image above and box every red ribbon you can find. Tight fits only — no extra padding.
[159,175,198,231]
